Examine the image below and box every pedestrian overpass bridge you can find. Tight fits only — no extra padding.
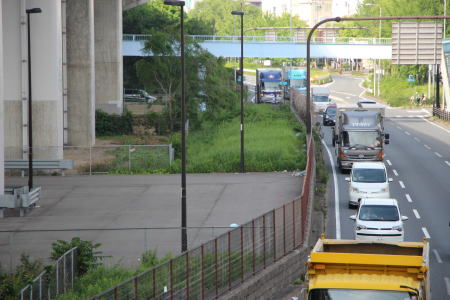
[123,34,392,59]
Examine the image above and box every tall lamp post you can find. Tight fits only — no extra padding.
[26,8,42,190]
[231,10,245,173]
[164,0,187,252]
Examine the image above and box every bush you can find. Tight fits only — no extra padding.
[96,110,133,136]
[51,237,103,276]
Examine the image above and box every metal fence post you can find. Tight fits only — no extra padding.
[214,238,218,297]
[152,269,156,298]
[186,252,190,299]
[71,249,74,289]
[56,259,59,295]
[293,201,296,249]
[240,226,244,282]
[134,277,138,300]
[64,254,67,293]
[39,275,42,300]
[170,260,173,300]
[252,220,255,275]
[263,216,266,268]
[273,210,276,262]
[201,245,205,300]
[128,145,131,171]
[228,231,231,290]
[89,145,92,176]
[283,204,286,256]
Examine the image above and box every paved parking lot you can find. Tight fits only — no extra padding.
[1,172,302,270]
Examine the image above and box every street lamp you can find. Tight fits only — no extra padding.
[164,0,187,253]
[231,10,245,173]
[26,7,42,190]
[365,3,382,97]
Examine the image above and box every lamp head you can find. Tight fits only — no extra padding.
[231,11,244,16]
[164,0,185,6]
[26,8,42,14]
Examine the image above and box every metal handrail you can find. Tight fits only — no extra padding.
[123,34,392,45]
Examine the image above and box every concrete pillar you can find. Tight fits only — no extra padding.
[66,0,95,146]
[0,0,4,194]
[3,0,63,160]
[94,0,123,114]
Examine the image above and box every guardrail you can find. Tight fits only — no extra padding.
[0,186,42,218]
[123,34,392,45]
[20,247,77,300]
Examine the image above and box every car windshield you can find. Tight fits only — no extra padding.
[358,205,399,221]
[313,95,330,102]
[309,289,416,300]
[352,168,386,183]
[290,79,306,88]
[326,107,336,116]
[263,82,280,90]
[343,131,380,148]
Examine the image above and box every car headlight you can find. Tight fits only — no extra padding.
[351,187,359,193]
[392,225,403,232]
[356,225,367,230]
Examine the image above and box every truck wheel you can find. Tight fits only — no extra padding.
[332,135,335,146]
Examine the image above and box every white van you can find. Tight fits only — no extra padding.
[345,162,392,208]
[350,198,408,242]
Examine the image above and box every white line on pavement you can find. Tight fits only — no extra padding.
[399,181,405,189]
[396,115,402,118]
[420,116,450,134]
[424,144,431,150]
[413,209,421,219]
[386,159,392,166]
[393,169,399,176]
[446,161,450,167]
[321,139,341,239]
[414,137,420,142]
[422,227,431,239]
[405,194,412,203]
[433,249,443,263]
[435,152,442,158]
[445,277,450,296]
[396,125,401,130]
[405,131,411,135]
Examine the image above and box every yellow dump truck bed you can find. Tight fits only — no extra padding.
[307,238,429,298]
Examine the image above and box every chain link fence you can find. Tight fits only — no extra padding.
[91,136,314,300]
[20,247,77,300]
[5,144,174,175]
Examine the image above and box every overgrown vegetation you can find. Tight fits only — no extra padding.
[96,110,133,136]
[170,104,307,173]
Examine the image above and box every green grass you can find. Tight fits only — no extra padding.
[171,104,307,173]
[369,75,431,107]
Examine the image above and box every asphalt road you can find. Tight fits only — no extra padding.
[322,74,450,298]
[0,173,302,271]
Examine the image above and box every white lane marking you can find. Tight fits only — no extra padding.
[386,159,392,166]
[321,139,341,239]
[412,209,421,219]
[393,169,399,176]
[420,116,450,134]
[435,152,442,158]
[433,249,443,263]
[404,131,411,135]
[422,227,431,239]
[358,78,366,98]
[424,144,431,150]
[446,161,450,167]
[396,115,402,118]
[399,181,405,189]
[405,194,412,203]
[445,277,450,296]
[414,137,420,142]
[396,126,402,130]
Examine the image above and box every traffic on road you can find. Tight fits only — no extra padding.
[320,74,450,299]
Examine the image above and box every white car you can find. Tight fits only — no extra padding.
[350,198,408,242]
[346,162,392,208]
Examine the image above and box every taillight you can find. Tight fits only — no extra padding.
[339,151,346,159]
[377,151,383,159]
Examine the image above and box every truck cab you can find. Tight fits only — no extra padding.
[256,68,283,103]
